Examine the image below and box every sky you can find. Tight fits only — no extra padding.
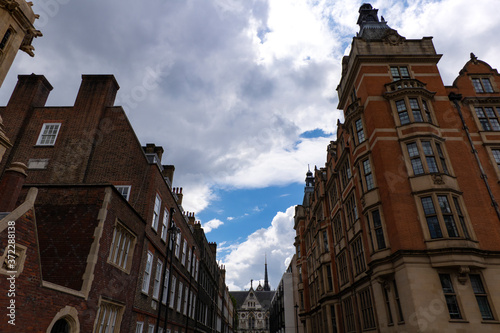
[1,0,499,291]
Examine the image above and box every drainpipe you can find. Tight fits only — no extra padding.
[449,92,500,222]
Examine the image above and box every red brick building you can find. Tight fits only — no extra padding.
[0,74,231,332]
[294,4,500,333]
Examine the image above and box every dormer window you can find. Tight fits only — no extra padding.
[472,78,494,93]
[390,66,410,81]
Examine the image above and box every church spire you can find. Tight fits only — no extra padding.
[263,254,270,291]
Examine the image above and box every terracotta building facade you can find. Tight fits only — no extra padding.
[294,4,500,333]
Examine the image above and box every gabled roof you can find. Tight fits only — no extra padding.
[230,289,276,311]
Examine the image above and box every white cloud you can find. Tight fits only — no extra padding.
[221,205,296,290]
[202,218,225,233]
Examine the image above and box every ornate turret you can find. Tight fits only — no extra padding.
[356,3,392,39]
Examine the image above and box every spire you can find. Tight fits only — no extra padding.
[304,166,314,193]
[263,254,270,291]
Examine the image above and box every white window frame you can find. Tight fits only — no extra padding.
[152,260,163,300]
[169,275,176,308]
[93,299,124,333]
[175,233,181,258]
[108,222,136,273]
[115,185,131,201]
[148,324,155,333]
[183,286,189,315]
[136,322,144,333]
[162,267,170,305]
[161,208,169,242]
[142,251,153,294]
[36,123,61,146]
[177,282,183,312]
[187,247,192,272]
[181,240,187,266]
[152,194,161,232]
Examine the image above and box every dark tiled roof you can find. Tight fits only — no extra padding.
[230,290,276,310]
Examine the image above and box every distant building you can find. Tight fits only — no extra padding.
[294,3,500,333]
[0,74,232,333]
[231,261,275,333]
[0,0,42,87]
[269,255,303,333]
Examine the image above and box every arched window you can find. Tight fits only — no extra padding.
[51,319,70,333]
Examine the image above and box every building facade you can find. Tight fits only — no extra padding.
[231,262,275,333]
[0,74,231,333]
[0,0,42,87]
[294,4,500,333]
[269,256,303,333]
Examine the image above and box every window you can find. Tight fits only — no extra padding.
[177,282,183,312]
[358,288,376,330]
[333,213,343,243]
[152,260,163,300]
[187,247,192,272]
[329,181,338,208]
[406,140,448,176]
[439,274,462,319]
[351,87,357,103]
[152,194,161,232]
[142,252,153,293]
[175,233,181,258]
[326,265,333,291]
[383,286,393,325]
[361,158,374,191]
[169,276,176,308]
[365,209,386,251]
[395,98,433,125]
[94,300,123,333]
[475,106,500,131]
[472,78,494,93]
[148,325,155,333]
[343,297,356,333]
[393,280,404,322]
[115,186,131,201]
[36,123,61,146]
[183,286,189,315]
[135,322,144,333]
[390,66,410,81]
[337,251,349,286]
[181,240,187,266]
[492,149,500,170]
[322,230,329,252]
[354,118,365,144]
[161,208,169,242]
[340,158,352,189]
[470,274,494,320]
[420,194,469,239]
[162,267,169,304]
[108,223,135,272]
[345,194,358,227]
[297,244,301,258]
[351,236,366,276]
[0,28,12,50]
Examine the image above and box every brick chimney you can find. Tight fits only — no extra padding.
[0,162,28,212]
[162,165,175,183]
[1,74,52,175]
[74,75,119,109]
[143,143,164,162]
[173,187,183,205]
[209,242,217,256]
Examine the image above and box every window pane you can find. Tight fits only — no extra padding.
[400,67,410,78]
[472,78,484,93]
[411,159,424,175]
[482,78,494,93]
[407,143,419,157]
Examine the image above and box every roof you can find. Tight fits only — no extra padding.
[230,290,276,311]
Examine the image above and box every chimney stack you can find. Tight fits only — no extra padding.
[162,165,175,183]
[0,162,28,212]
